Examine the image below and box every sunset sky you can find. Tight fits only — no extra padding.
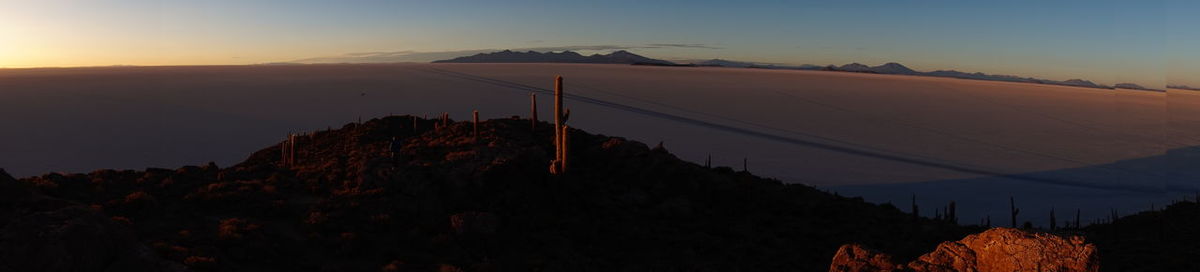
[1,0,1194,87]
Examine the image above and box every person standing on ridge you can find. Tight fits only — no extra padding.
[389,136,403,162]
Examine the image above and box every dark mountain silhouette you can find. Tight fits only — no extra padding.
[6,115,978,271]
[694,59,823,70]
[433,50,676,65]
[1061,79,1102,88]
[870,62,920,75]
[1114,82,1165,92]
[685,56,1117,90]
[822,62,919,75]
[699,58,1111,89]
[1168,85,1200,91]
[923,70,1111,89]
[837,63,874,73]
[695,59,758,67]
[434,50,1124,90]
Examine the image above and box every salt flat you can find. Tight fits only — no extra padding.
[0,63,1191,225]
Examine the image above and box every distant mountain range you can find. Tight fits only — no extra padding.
[1114,83,1165,92]
[694,59,821,70]
[433,50,678,65]
[699,59,1114,90]
[1169,85,1200,91]
[431,50,1150,90]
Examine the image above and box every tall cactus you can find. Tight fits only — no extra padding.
[947,201,957,224]
[550,76,569,174]
[290,133,297,166]
[1010,196,1020,228]
[473,110,480,140]
[530,92,538,131]
[911,194,920,220]
[1050,207,1057,230]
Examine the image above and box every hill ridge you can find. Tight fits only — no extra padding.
[9,115,970,271]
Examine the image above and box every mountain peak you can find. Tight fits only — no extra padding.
[870,62,917,74]
[433,50,674,65]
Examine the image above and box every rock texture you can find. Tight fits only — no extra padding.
[0,169,184,272]
[830,228,1099,272]
[829,244,899,272]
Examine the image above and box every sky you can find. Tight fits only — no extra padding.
[0,0,1194,87]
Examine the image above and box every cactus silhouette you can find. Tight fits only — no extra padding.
[1050,207,1057,230]
[1010,196,1020,228]
[911,194,920,220]
[530,92,538,131]
[947,201,957,224]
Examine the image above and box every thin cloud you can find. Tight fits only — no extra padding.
[521,45,644,52]
[646,43,722,49]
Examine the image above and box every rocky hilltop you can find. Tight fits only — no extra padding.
[4,115,1194,271]
[829,228,1099,272]
[4,115,973,271]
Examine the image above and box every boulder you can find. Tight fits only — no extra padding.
[830,228,1099,272]
[829,244,899,272]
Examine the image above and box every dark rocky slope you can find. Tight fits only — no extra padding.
[1084,200,1200,271]
[8,115,976,271]
[0,169,183,271]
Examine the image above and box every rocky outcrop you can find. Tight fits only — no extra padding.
[0,169,184,272]
[829,244,900,272]
[11,116,972,271]
[831,228,1098,272]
